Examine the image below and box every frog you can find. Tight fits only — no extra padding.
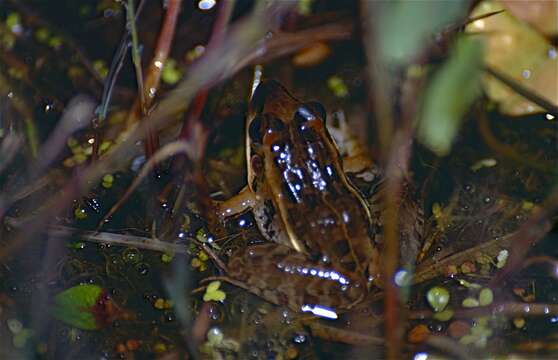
[213,80,392,316]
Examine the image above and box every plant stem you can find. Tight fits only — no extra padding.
[127,0,146,115]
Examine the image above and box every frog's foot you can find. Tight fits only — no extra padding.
[226,243,366,315]
[214,186,257,220]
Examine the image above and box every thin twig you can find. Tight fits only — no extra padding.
[484,66,558,116]
[91,0,146,163]
[489,188,558,287]
[477,113,555,173]
[304,321,384,345]
[124,0,183,159]
[410,302,558,319]
[127,0,146,115]
[141,0,183,106]
[142,0,182,156]
[58,228,185,253]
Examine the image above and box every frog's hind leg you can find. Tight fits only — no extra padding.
[227,243,365,313]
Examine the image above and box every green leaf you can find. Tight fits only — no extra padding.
[377,0,467,66]
[418,36,484,156]
[52,284,103,330]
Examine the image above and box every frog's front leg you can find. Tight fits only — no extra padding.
[214,186,257,219]
[227,243,366,314]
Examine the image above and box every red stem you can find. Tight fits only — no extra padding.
[123,0,182,158]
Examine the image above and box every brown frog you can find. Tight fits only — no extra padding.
[216,80,384,316]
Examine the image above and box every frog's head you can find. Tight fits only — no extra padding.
[247,80,328,149]
[245,80,338,197]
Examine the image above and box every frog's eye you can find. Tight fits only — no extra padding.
[266,117,285,134]
[294,104,326,127]
[248,115,264,144]
[262,116,285,145]
[305,101,327,122]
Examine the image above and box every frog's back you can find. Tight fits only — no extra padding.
[249,80,378,281]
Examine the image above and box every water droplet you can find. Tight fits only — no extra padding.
[414,353,429,360]
[208,304,223,322]
[521,69,531,79]
[548,47,557,59]
[135,263,150,276]
[293,333,307,344]
[395,269,412,287]
[122,248,142,264]
[198,0,216,10]
[251,313,263,325]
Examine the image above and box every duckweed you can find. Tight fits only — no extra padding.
[462,297,480,308]
[479,288,494,306]
[203,281,226,302]
[426,286,450,312]
[161,252,174,263]
[433,308,454,321]
[102,174,114,188]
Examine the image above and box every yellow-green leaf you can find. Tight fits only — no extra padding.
[418,36,484,156]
